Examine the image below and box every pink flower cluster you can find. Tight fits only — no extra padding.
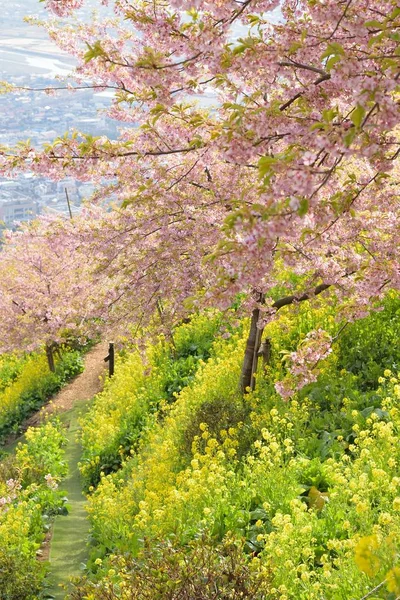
[0,479,22,511]
[45,0,83,17]
[275,330,333,399]
[44,473,59,491]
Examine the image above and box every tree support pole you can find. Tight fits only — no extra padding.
[104,342,115,377]
[240,291,265,394]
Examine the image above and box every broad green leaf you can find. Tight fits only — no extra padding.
[321,42,345,60]
[344,128,357,147]
[84,41,107,63]
[258,155,276,178]
[298,197,309,216]
[364,19,384,29]
[350,104,365,128]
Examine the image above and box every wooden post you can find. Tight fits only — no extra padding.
[240,292,265,394]
[104,342,115,377]
[65,187,73,220]
[109,342,115,377]
[249,323,263,392]
[258,338,272,372]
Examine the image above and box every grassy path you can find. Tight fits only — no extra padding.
[46,403,91,599]
[44,343,107,598]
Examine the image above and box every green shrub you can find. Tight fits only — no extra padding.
[15,419,68,486]
[69,535,271,600]
[181,396,247,458]
[0,353,27,392]
[0,502,46,600]
[337,292,400,389]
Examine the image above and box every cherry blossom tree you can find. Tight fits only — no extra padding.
[1,0,399,392]
[0,217,103,370]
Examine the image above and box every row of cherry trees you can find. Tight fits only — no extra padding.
[0,0,399,391]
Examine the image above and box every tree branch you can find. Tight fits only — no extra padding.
[272,283,331,310]
[47,145,200,160]
[278,60,328,77]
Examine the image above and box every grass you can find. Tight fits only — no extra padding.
[46,403,91,600]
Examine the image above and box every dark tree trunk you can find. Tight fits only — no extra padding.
[46,344,55,373]
[240,306,264,394]
[258,338,272,372]
[250,318,263,391]
[240,281,332,395]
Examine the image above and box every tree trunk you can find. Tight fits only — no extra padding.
[258,338,272,372]
[46,344,55,373]
[240,281,333,395]
[250,319,263,391]
[240,306,264,394]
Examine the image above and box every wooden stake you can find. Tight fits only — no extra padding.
[65,187,73,220]
[104,342,115,377]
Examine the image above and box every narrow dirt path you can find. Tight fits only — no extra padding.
[28,342,108,425]
[3,343,108,455]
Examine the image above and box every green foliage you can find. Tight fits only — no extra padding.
[181,396,247,457]
[15,419,68,486]
[0,349,83,442]
[0,504,46,600]
[153,312,222,402]
[337,292,400,390]
[84,331,246,554]
[0,353,27,392]
[69,535,271,600]
[80,365,400,599]
[79,350,148,488]
[55,349,84,386]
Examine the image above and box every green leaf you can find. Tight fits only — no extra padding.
[389,32,400,42]
[350,104,365,128]
[364,19,384,29]
[322,42,345,71]
[84,41,107,63]
[298,197,309,217]
[310,122,325,131]
[344,128,357,147]
[247,14,260,25]
[258,155,276,178]
[322,108,336,122]
[321,42,345,60]
[368,32,385,46]
[249,508,268,521]
[391,6,400,18]
[325,55,341,71]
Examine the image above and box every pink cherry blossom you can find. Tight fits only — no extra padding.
[0,0,399,395]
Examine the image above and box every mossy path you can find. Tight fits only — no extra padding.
[39,343,107,599]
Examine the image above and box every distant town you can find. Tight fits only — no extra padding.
[0,0,116,228]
